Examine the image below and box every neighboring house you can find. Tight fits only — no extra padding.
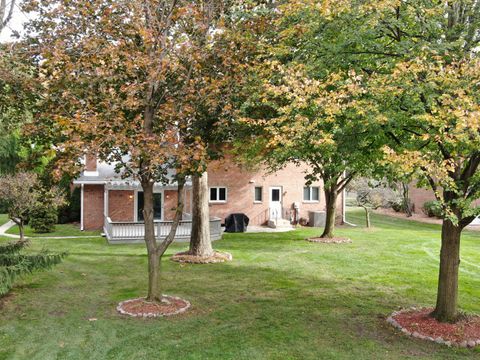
[409,184,480,225]
[73,155,345,241]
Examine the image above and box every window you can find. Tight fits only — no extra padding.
[254,186,263,202]
[303,186,320,202]
[210,187,227,202]
[271,188,281,202]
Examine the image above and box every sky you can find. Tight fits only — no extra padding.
[0,3,30,43]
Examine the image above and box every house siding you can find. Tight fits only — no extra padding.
[409,184,480,215]
[207,158,343,225]
[108,190,134,222]
[81,158,345,230]
[163,190,178,221]
[409,186,436,214]
[83,185,104,230]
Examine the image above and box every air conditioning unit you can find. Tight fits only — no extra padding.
[308,211,326,227]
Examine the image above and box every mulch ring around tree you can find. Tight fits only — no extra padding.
[306,237,352,244]
[387,307,480,348]
[117,295,190,318]
[170,251,233,264]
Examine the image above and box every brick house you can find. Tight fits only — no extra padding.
[74,155,345,241]
[408,184,480,225]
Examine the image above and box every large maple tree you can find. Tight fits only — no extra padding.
[272,0,480,322]
[23,0,230,303]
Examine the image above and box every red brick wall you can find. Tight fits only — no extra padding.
[409,185,436,214]
[163,190,178,221]
[108,190,134,222]
[82,160,346,228]
[83,185,104,230]
[409,183,480,214]
[207,157,344,225]
[85,154,97,172]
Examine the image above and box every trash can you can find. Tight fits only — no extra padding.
[308,211,326,227]
[224,213,250,233]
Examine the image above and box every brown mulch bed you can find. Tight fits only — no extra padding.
[388,307,480,347]
[170,251,233,264]
[306,237,352,244]
[117,295,190,318]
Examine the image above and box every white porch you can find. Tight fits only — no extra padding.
[103,215,223,244]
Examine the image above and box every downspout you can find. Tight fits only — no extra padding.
[342,171,357,227]
[80,184,84,231]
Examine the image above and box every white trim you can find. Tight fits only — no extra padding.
[253,186,263,203]
[83,170,99,177]
[269,187,282,202]
[73,180,106,185]
[134,190,138,222]
[269,186,283,220]
[80,184,84,231]
[104,187,109,218]
[209,186,227,203]
[303,186,320,202]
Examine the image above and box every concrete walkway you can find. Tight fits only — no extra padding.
[0,220,101,240]
[246,225,295,233]
[0,220,18,238]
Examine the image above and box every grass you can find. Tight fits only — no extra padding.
[0,210,479,359]
[5,223,101,237]
[0,214,9,227]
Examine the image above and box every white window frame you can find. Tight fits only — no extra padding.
[209,186,227,203]
[303,186,320,203]
[254,186,263,203]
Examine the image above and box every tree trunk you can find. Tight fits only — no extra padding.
[189,172,213,257]
[362,206,371,228]
[431,220,462,322]
[142,180,162,302]
[147,246,161,302]
[321,187,338,238]
[401,182,413,217]
[18,221,24,241]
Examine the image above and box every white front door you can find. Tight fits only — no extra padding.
[269,187,282,220]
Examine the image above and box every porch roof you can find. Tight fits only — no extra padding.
[73,161,191,189]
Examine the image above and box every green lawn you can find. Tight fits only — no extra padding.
[0,210,479,359]
[0,214,9,226]
[5,223,101,237]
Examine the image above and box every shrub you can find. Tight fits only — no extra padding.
[29,204,58,233]
[391,201,403,212]
[0,239,66,297]
[58,187,80,224]
[423,200,443,218]
[391,200,414,215]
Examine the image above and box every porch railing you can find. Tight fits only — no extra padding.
[103,215,222,244]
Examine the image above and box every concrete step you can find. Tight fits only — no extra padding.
[267,219,294,229]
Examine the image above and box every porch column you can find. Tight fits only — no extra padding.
[104,186,109,218]
[80,184,84,231]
